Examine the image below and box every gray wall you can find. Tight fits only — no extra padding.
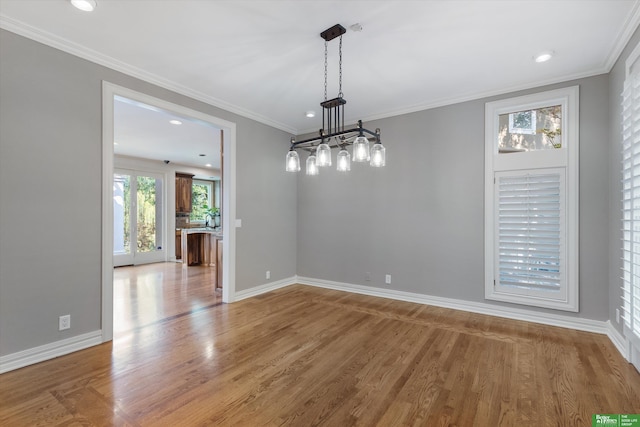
[2,23,637,359]
[297,73,612,321]
[0,29,297,356]
[609,26,640,334]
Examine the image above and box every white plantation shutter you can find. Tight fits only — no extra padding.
[621,66,640,348]
[496,171,564,296]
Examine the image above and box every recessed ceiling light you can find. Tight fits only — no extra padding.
[205,163,212,167]
[534,51,554,63]
[169,119,182,125]
[113,142,118,145]
[305,111,315,118]
[70,0,97,12]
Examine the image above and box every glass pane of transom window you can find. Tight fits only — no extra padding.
[498,105,562,153]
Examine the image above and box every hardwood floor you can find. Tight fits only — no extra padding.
[112,263,221,334]
[1,263,639,426]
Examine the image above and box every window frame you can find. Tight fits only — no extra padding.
[189,179,214,224]
[621,41,640,359]
[485,86,579,312]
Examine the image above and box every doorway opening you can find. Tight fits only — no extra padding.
[102,82,237,342]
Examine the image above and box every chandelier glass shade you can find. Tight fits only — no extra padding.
[306,152,319,175]
[285,24,386,174]
[285,149,300,172]
[316,142,332,167]
[336,147,351,172]
[370,142,386,167]
[352,135,370,162]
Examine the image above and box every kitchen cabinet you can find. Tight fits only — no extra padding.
[175,173,194,213]
[181,229,219,268]
[185,233,204,266]
[175,230,182,259]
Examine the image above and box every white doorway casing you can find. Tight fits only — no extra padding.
[101,81,237,342]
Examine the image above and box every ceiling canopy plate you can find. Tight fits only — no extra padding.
[320,24,347,42]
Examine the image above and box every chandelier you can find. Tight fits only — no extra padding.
[286,24,386,175]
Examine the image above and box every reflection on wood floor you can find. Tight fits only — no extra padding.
[113,262,221,334]
[1,262,639,426]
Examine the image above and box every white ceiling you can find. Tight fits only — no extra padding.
[114,96,222,171]
[1,0,639,163]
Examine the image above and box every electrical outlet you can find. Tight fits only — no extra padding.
[266,270,271,280]
[365,272,371,281]
[59,314,70,331]
[616,308,620,323]
[385,274,391,285]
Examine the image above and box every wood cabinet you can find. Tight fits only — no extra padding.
[180,230,218,267]
[175,173,194,213]
[175,230,182,259]
[176,229,208,263]
[185,234,203,266]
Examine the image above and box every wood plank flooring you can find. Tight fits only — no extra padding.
[1,262,639,426]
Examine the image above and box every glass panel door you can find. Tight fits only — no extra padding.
[114,170,165,266]
[113,173,131,259]
[136,175,162,254]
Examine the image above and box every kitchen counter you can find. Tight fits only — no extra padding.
[180,227,223,237]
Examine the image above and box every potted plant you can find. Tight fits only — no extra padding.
[204,205,220,228]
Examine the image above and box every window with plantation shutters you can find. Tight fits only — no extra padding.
[496,170,564,297]
[485,87,579,312]
[621,42,640,367]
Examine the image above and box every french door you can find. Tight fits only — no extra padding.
[113,169,165,266]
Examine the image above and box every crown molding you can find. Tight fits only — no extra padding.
[297,68,607,136]
[604,0,640,71]
[0,14,297,135]
[3,2,639,138]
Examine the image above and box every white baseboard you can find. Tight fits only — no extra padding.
[606,321,630,362]
[234,276,297,302]
[0,330,103,374]
[296,276,609,335]
[0,279,629,374]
